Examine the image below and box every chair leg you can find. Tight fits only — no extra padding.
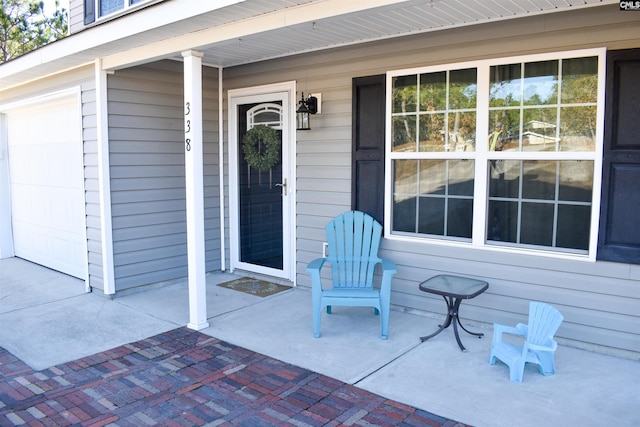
[535,352,556,376]
[374,307,379,315]
[312,292,322,338]
[379,306,389,340]
[327,305,332,314]
[509,360,525,383]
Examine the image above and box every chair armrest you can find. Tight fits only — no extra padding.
[380,258,397,275]
[306,257,327,292]
[492,322,526,345]
[306,257,326,272]
[527,339,558,353]
[515,323,528,335]
[379,258,397,293]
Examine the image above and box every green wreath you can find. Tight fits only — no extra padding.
[242,125,280,170]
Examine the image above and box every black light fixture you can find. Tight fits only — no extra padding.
[296,92,318,130]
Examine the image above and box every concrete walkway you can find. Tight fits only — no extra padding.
[1,257,639,426]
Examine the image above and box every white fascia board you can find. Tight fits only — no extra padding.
[101,0,413,70]
[0,0,247,83]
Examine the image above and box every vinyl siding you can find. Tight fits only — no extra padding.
[68,0,84,34]
[223,5,640,354]
[107,60,220,291]
[81,79,104,290]
[203,66,223,274]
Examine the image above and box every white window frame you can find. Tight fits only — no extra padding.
[384,48,606,261]
[96,0,153,20]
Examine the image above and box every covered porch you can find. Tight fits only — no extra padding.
[2,0,639,359]
[1,257,637,426]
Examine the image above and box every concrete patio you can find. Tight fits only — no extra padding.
[1,257,638,426]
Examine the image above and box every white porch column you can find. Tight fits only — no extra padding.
[183,50,209,330]
[0,114,14,259]
[96,60,116,295]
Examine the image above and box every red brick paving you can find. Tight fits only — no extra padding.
[0,327,470,426]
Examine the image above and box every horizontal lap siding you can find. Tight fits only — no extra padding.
[203,66,222,271]
[108,61,220,291]
[225,5,640,354]
[81,80,104,290]
[67,0,84,34]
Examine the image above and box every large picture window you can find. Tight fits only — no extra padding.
[386,49,604,258]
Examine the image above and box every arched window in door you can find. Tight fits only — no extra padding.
[247,103,283,130]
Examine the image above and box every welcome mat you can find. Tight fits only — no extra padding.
[216,277,290,297]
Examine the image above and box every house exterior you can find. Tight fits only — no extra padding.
[1,0,639,356]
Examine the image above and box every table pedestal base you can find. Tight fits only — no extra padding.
[420,295,484,352]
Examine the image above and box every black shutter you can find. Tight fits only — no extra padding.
[352,75,386,225]
[84,0,96,25]
[597,49,640,263]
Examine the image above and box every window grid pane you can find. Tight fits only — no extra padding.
[393,159,474,240]
[487,160,592,251]
[489,57,598,153]
[100,0,147,17]
[100,0,123,16]
[392,69,477,152]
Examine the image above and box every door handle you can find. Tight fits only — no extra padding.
[275,178,287,195]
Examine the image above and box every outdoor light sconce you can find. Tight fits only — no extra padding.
[296,92,318,130]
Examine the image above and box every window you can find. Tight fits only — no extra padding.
[386,49,604,258]
[102,0,147,17]
[390,69,477,240]
[85,0,148,21]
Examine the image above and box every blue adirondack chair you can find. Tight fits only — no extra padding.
[306,211,397,339]
[489,301,564,383]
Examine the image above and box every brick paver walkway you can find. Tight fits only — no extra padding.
[0,327,469,426]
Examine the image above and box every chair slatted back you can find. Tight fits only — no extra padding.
[527,301,564,346]
[326,211,382,289]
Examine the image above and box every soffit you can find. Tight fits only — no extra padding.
[0,0,618,91]
[187,0,616,68]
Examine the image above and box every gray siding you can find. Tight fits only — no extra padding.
[224,5,640,354]
[81,79,104,290]
[68,0,84,34]
[203,66,223,272]
[107,60,220,291]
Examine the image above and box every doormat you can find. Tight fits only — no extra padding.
[216,277,290,297]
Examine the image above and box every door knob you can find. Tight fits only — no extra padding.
[275,178,287,195]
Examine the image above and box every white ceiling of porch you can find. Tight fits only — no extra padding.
[0,0,618,91]
[173,0,616,67]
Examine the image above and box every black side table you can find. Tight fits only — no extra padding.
[419,274,489,351]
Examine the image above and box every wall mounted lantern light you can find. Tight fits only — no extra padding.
[296,92,318,130]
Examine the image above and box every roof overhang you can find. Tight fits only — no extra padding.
[0,0,620,91]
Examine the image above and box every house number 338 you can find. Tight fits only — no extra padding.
[185,102,191,151]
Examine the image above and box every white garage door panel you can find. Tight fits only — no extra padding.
[12,221,86,277]
[8,142,82,189]
[7,94,86,279]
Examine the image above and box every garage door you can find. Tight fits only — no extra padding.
[6,94,86,279]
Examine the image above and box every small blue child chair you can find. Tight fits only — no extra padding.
[489,301,564,383]
[306,211,397,339]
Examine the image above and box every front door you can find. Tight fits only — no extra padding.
[229,83,295,280]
